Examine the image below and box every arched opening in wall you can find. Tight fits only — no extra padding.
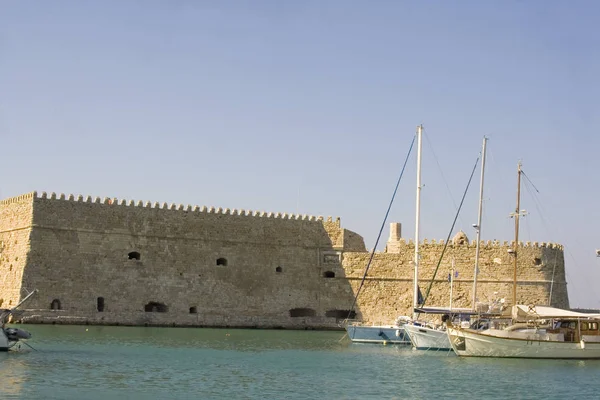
[189,306,198,314]
[534,257,542,266]
[276,266,283,273]
[144,302,168,313]
[97,297,105,312]
[325,310,356,319]
[216,258,228,266]
[50,299,62,310]
[289,308,316,318]
[323,271,335,278]
[128,251,141,260]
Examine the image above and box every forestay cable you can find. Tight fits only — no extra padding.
[345,134,416,320]
[420,155,480,308]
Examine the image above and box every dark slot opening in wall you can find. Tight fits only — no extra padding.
[289,308,316,317]
[144,301,168,312]
[216,258,228,266]
[534,257,542,265]
[323,271,335,278]
[276,266,283,273]
[128,251,141,260]
[189,306,197,314]
[97,297,105,312]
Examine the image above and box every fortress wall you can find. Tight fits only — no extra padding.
[0,193,36,307]
[21,193,360,326]
[31,192,346,247]
[341,228,368,252]
[342,240,567,324]
[0,192,567,329]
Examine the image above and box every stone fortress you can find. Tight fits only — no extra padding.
[0,191,568,329]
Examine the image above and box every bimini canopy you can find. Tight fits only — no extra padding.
[512,305,600,320]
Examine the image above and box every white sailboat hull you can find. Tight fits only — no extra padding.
[447,327,600,359]
[0,329,13,351]
[345,324,411,344]
[404,324,451,351]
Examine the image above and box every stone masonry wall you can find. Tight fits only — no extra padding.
[15,192,362,328]
[0,192,568,329]
[343,230,567,324]
[0,193,35,308]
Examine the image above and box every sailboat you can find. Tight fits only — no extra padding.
[0,289,37,351]
[344,125,424,345]
[404,137,488,351]
[344,316,412,344]
[447,163,600,359]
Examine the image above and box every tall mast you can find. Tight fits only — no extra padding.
[450,258,455,311]
[512,161,522,306]
[471,137,487,310]
[413,125,423,320]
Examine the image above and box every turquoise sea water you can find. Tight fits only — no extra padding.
[0,325,599,399]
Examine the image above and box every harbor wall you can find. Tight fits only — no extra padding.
[0,192,568,328]
[344,229,567,324]
[0,193,34,308]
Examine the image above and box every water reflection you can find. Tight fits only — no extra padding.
[0,354,29,396]
[26,325,352,352]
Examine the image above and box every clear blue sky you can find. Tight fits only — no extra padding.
[2,1,599,307]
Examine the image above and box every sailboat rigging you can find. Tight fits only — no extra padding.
[447,161,600,359]
[0,289,37,351]
[404,137,487,351]
[471,137,487,310]
[419,145,481,308]
[343,127,417,345]
[413,124,423,320]
[510,161,525,306]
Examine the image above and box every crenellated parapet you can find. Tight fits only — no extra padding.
[386,237,564,251]
[384,223,564,254]
[30,191,338,223]
[0,191,37,206]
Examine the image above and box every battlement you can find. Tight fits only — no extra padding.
[25,191,341,225]
[389,238,563,250]
[0,191,36,205]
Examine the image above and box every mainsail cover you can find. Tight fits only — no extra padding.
[512,305,600,320]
